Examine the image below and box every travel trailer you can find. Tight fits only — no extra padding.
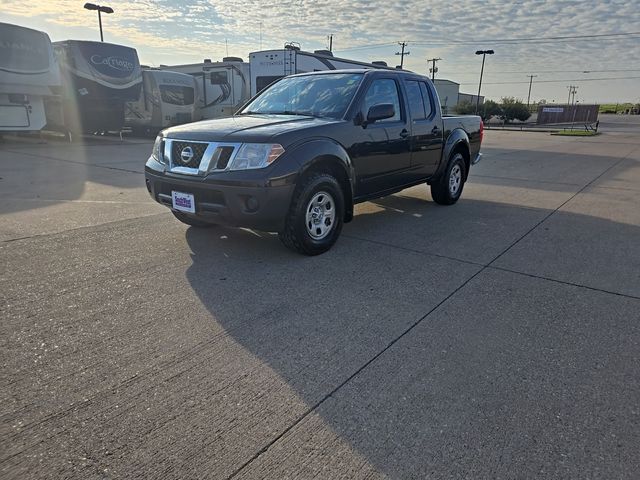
[52,40,142,133]
[160,47,390,121]
[160,58,250,120]
[0,22,61,132]
[125,69,198,133]
[249,45,391,95]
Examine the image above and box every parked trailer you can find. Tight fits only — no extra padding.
[51,40,142,133]
[249,46,391,96]
[0,22,61,132]
[125,69,197,134]
[160,58,250,120]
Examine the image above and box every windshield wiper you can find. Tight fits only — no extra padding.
[265,111,318,117]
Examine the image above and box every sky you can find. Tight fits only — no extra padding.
[4,0,640,103]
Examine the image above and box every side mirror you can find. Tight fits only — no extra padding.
[366,104,395,125]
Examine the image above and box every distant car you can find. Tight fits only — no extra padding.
[145,69,483,255]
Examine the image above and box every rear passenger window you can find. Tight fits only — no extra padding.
[405,81,426,120]
[419,82,433,118]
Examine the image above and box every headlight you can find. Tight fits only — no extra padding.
[229,143,285,170]
[151,136,165,164]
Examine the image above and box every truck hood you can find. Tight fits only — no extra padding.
[162,114,339,143]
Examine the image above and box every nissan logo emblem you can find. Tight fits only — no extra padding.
[180,146,194,164]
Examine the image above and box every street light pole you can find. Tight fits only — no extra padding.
[98,9,103,41]
[84,3,114,42]
[475,49,494,114]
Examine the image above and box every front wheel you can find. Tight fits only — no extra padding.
[430,152,467,205]
[279,172,344,255]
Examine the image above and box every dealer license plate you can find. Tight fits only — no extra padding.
[171,191,195,213]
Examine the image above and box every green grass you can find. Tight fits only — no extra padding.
[550,130,599,137]
[599,103,634,113]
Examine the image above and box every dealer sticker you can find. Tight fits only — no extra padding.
[171,191,195,213]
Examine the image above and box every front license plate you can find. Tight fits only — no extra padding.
[171,191,195,213]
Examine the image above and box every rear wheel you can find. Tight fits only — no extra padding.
[431,152,467,205]
[279,172,344,255]
[172,211,216,227]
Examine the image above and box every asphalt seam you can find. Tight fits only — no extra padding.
[3,148,144,175]
[487,265,640,301]
[342,233,485,268]
[469,173,582,187]
[1,212,168,244]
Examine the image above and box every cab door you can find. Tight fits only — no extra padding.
[404,79,443,178]
[349,77,412,197]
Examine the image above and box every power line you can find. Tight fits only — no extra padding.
[443,69,640,75]
[458,75,640,85]
[411,31,640,46]
[335,31,640,52]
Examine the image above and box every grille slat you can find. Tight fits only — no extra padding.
[215,146,235,170]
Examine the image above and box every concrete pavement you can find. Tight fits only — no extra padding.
[1,119,639,479]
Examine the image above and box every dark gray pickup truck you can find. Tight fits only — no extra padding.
[145,69,483,255]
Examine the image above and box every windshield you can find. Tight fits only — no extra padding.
[240,73,363,119]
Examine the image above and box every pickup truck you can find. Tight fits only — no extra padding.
[145,69,483,255]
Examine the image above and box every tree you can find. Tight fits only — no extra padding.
[455,100,502,121]
[478,100,501,121]
[500,97,531,123]
[454,101,475,115]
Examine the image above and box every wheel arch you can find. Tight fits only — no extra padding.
[438,128,471,180]
[290,139,355,223]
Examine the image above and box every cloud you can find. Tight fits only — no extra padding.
[3,0,640,101]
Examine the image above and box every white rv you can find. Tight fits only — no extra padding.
[125,69,197,133]
[249,46,391,96]
[0,22,61,132]
[52,40,142,133]
[160,58,250,120]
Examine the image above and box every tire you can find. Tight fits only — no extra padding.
[279,172,345,255]
[430,152,467,205]
[172,211,216,228]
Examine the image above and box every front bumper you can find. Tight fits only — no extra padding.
[145,160,295,232]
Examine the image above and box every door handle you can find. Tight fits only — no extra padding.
[399,129,409,138]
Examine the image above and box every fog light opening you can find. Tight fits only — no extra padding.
[244,196,259,213]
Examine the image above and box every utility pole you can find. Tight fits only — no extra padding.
[567,85,578,105]
[395,42,410,69]
[427,57,441,81]
[526,75,537,109]
[327,34,333,52]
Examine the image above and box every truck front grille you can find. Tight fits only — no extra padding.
[172,141,207,169]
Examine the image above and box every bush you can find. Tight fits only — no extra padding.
[500,97,531,123]
[455,100,502,121]
[479,100,502,121]
[454,101,475,115]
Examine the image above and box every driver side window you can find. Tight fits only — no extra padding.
[362,79,401,123]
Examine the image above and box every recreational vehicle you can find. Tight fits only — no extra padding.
[52,40,142,133]
[125,69,197,134]
[0,22,61,132]
[160,58,250,120]
[249,45,391,95]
